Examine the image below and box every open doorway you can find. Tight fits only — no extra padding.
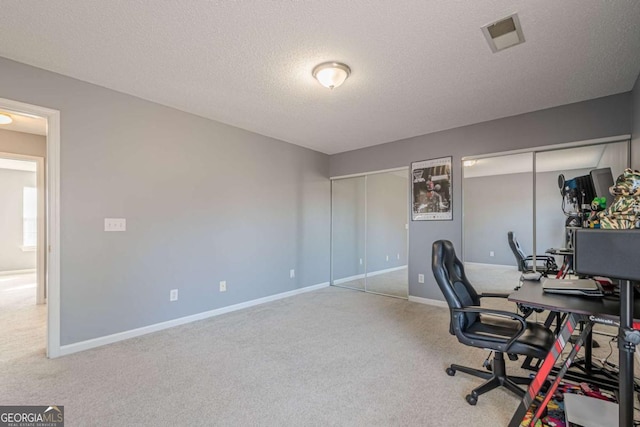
[0,99,60,358]
[0,116,46,359]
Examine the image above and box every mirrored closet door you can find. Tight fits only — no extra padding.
[331,170,408,298]
[534,140,629,267]
[462,138,629,293]
[462,153,534,292]
[331,176,366,291]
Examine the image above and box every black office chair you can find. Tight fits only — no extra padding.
[507,231,558,274]
[431,240,555,405]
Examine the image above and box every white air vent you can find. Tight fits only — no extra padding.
[482,13,525,53]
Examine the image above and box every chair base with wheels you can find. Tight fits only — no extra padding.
[446,352,531,405]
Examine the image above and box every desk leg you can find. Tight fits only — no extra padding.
[529,321,591,426]
[508,313,588,427]
[619,280,634,427]
[584,327,593,374]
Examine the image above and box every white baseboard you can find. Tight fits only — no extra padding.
[333,265,407,285]
[59,281,330,357]
[408,295,448,308]
[0,268,36,276]
[333,273,364,285]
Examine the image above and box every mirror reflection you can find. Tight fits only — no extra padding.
[535,141,628,276]
[331,176,366,291]
[365,171,408,298]
[463,153,533,292]
[331,171,408,298]
[462,141,629,292]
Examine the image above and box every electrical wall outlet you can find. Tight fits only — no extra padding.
[169,289,178,301]
[418,274,425,284]
[359,258,363,265]
[490,251,495,257]
[219,280,227,292]
[386,255,389,261]
[397,253,400,260]
[290,269,295,278]
[104,218,126,231]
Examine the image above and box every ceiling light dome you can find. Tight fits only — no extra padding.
[0,113,12,125]
[312,62,351,89]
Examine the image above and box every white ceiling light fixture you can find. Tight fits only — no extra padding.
[0,113,13,125]
[312,62,351,89]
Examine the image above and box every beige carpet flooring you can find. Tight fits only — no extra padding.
[3,285,530,426]
[463,263,522,294]
[2,272,637,425]
[0,273,46,362]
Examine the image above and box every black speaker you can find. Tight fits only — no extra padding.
[574,229,640,281]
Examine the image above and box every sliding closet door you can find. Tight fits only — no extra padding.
[365,171,408,298]
[534,141,629,257]
[462,153,533,292]
[331,177,366,291]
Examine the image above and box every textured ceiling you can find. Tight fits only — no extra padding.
[1,1,639,154]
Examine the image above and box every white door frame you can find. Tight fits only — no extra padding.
[0,152,45,304]
[0,97,61,358]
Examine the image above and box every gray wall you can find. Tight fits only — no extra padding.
[633,71,640,169]
[330,93,632,300]
[0,129,46,158]
[0,168,36,271]
[0,57,330,345]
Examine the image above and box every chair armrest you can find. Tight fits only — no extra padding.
[451,307,527,352]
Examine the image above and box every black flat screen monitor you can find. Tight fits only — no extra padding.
[573,174,595,207]
[590,167,614,206]
[574,229,640,281]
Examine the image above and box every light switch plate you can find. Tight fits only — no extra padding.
[105,218,126,232]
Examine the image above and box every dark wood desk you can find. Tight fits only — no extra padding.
[510,280,640,321]
[508,281,638,427]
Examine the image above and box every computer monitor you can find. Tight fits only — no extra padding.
[563,174,595,210]
[590,167,614,206]
[561,167,614,212]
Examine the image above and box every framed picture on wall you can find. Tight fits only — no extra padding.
[411,156,452,221]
